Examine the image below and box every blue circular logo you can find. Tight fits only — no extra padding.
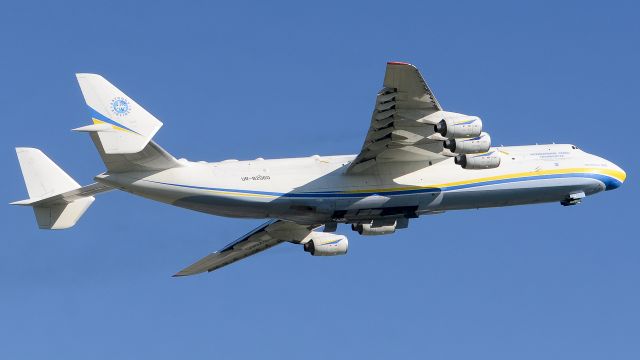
[110,97,130,116]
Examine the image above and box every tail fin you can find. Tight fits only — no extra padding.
[74,74,181,172]
[75,73,163,154]
[12,148,110,229]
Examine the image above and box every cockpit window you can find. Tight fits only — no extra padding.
[571,145,579,150]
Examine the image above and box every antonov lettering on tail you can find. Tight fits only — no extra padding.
[12,62,626,276]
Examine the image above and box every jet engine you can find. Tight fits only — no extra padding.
[351,223,396,235]
[303,232,348,256]
[434,116,482,139]
[444,132,491,154]
[454,152,501,169]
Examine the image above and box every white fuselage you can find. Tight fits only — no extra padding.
[95,144,626,225]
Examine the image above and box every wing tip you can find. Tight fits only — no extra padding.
[172,271,195,277]
[172,269,202,277]
[173,266,212,277]
[387,61,413,66]
[75,73,102,79]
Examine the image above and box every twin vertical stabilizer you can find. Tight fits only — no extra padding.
[75,73,163,154]
[11,148,107,229]
[12,74,176,229]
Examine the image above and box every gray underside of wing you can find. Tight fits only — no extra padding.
[348,62,449,173]
[174,220,318,277]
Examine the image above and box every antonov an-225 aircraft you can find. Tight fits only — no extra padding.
[13,62,626,276]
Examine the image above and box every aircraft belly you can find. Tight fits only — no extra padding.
[172,195,273,218]
[169,190,333,221]
[167,175,606,219]
[438,176,605,210]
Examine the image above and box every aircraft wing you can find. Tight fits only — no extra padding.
[348,61,449,173]
[174,220,318,276]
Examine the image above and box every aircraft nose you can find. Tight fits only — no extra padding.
[605,161,626,191]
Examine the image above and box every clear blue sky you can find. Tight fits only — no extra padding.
[1,1,638,359]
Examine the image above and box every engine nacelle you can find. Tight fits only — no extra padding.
[434,116,482,139]
[444,132,491,154]
[352,223,396,236]
[303,232,348,256]
[454,151,501,169]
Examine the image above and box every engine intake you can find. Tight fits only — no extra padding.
[454,151,501,169]
[434,116,482,139]
[444,132,491,154]
[303,232,348,256]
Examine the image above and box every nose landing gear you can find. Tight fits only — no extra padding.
[561,191,585,206]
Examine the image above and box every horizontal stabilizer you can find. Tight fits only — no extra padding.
[72,123,115,132]
[12,182,113,207]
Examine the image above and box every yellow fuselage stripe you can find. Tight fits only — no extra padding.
[341,167,625,194]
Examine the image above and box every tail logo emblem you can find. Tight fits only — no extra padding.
[110,97,131,116]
